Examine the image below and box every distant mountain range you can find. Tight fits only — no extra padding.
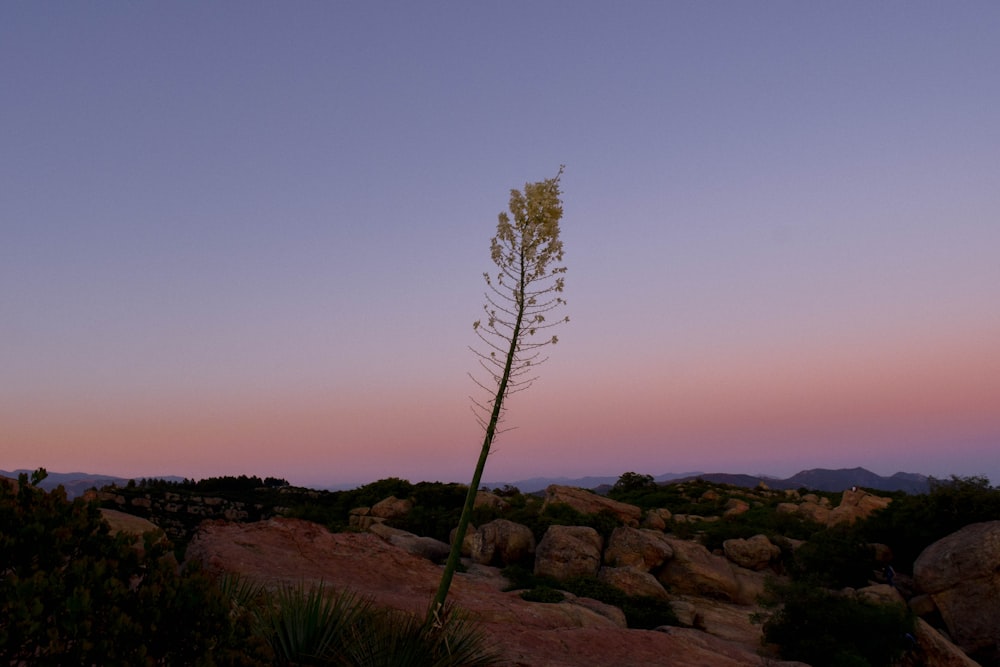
[0,470,186,500]
[3,466,931,499]
[499,467,931,495]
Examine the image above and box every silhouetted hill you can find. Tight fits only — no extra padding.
[4,466,931,499]
[0,469,185,499]
[670,467,929,494]
[667,473,783,489]
[783,467,928,493]
[493,472,702,495]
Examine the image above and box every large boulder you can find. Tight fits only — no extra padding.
[657,538,741,602]
[534,525,603,581]
[722,534,780,571]
[542,485,641,526]
[776,490,891,528]
[100,508,162,537]
[854,583,905,607]
[904,617,981,667]
[641,509,668,531]
[367,522,451,563]
[474,490,509,512]
[604,527,673,571]
[913,520,1000,663]
[468,519,535,566]
[776,500,831,525]
[828,488,891,526]
[598,566,670,600]
[723,498,750,517]
[348,506,381,530]
[370,495,413,519]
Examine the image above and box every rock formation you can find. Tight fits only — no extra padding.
[723,534,780,571]
[828,488,892,526]
[603,526,673,570]
[541,484,642,526]
[657,537,743,602]
[185,518,808,667]
[913,520,1000,663]
[466,518,535,566]
[534,525,603,580]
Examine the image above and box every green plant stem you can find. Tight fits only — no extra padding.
[429,270,525,624]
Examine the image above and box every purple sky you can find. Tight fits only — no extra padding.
[3,3,999,489]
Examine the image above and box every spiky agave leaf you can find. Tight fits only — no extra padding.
[255,582,372,665]
[341,605,501,667]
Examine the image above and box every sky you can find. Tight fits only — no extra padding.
[2,2,999,489]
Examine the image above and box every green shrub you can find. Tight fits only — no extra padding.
[390,482,467,542]
[0,471,266,666]
[251,583,501,667]
[560,576,678,629]
[345,605,502,667]
[789,525,877,589]
[520,586,565,603]
[255,583,371,665]
[620,597,680,630]
[501,567,677,629]
[500,564,539,591]
[858,475,1000,572]
[762,581,914,667]
[699,504,822,555]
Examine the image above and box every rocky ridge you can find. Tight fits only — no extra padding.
[171,482,992,666]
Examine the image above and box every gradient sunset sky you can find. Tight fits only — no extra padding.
[3,3,998,489]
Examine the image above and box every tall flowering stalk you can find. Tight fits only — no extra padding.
[429,167,568,620]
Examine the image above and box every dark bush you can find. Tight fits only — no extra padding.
[501,567,677,629]
[0,471,267,666]
[790,525,877,589]
[391,482,468,542]
[858,475,1000,572]
[762,581,914,667]
[519,586,565,603]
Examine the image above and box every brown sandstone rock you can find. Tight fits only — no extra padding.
[598,566,670,600]
[913,520,1000,663]
[722,534,780,571]
[854,583,905,606]
[468,519,535,566]
[669,599,698,627]
[731,566,768,605]
[185,518,807,667]
[657,538,742,602]
[473,490,509,512]
[604,526,673,570]
[641,508,667,531]
[908,593,938,617]
[534,525,603,580]
[723,498,750,517]
[367,522,450,563]
[563,592,628,627]
[370,495,413,519]
[796,500,832,524]
[684,595,770,646]
[828,488,892,526]
[653,507,672,522]
[100,508,162,537]
[902,617,982,667]
[542,484,642,526]
[348,506,383,530]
